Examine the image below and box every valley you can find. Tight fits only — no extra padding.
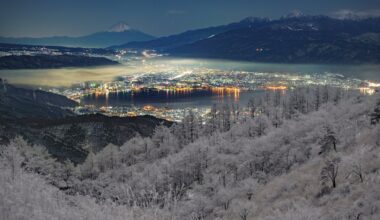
[1,4,380,219]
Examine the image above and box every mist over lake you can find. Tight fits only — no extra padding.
[1,57,380,87]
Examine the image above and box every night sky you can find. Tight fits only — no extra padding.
[0,0,379,38]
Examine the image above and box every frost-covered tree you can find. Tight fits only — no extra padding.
[346,163,364,183]
[314,86,321,111]
[253,115,271,137]
[176,110,202,146]
[247,98,256,118]
[60,159,76,184]
[221,104,231,132]
[320,157,340,189]
[370,99,380,125]
[1,142,23,181]
[96,143,120,172]
[270,107,283,128]
[333,88,342,105]
[215,187,235,210]
[80,150,99,179]
[319,125,339,155]
[1,85,379,220]
[150,124,179,158]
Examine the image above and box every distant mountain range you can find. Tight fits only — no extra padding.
[0,22,155,48]
[115,15,380,64]
[0,55,118,69]
[111,17,271,50]
[2,16,380,63]
[0,43,114,55]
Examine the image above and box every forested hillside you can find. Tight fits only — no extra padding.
[1,87,380,220]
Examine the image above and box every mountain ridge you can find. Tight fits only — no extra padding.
[111,17,271,50]
[163,16,380,64]
[0,54,119,69]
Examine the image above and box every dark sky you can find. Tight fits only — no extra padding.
[0,0,379,37]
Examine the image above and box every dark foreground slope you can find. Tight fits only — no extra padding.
[0,81,171,163]
[0,79,77,121]
[21,114,171,163]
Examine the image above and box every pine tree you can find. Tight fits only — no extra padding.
[80,151,99,179]
[315,86,321,111]
[333,88,341,105]
[319,125,338,155]
[222,104,231,132]
[64,124,86,148]
[247,99,256,118]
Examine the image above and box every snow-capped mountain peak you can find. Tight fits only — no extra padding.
[108,22,132,32]
[282,10,305,19]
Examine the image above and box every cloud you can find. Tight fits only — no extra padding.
[166,9,186,15]
[332,9,380,20]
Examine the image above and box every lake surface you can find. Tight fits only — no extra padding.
[1,57,380,87]
[81,89,259,108]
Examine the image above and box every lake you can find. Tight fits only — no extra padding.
[80,88,260,109]
[1,57,379,109]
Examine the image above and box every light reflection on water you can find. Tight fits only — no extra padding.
[81,88,250,109]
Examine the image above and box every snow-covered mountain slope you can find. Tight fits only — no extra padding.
[1,88,379,219]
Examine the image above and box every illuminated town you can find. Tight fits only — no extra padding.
[5,47,377,122]
[44,57,380,121]
[5,47,378,122]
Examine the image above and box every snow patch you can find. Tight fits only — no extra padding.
[108,22,132,32]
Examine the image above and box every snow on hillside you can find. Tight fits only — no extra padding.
[1,87,379,220]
